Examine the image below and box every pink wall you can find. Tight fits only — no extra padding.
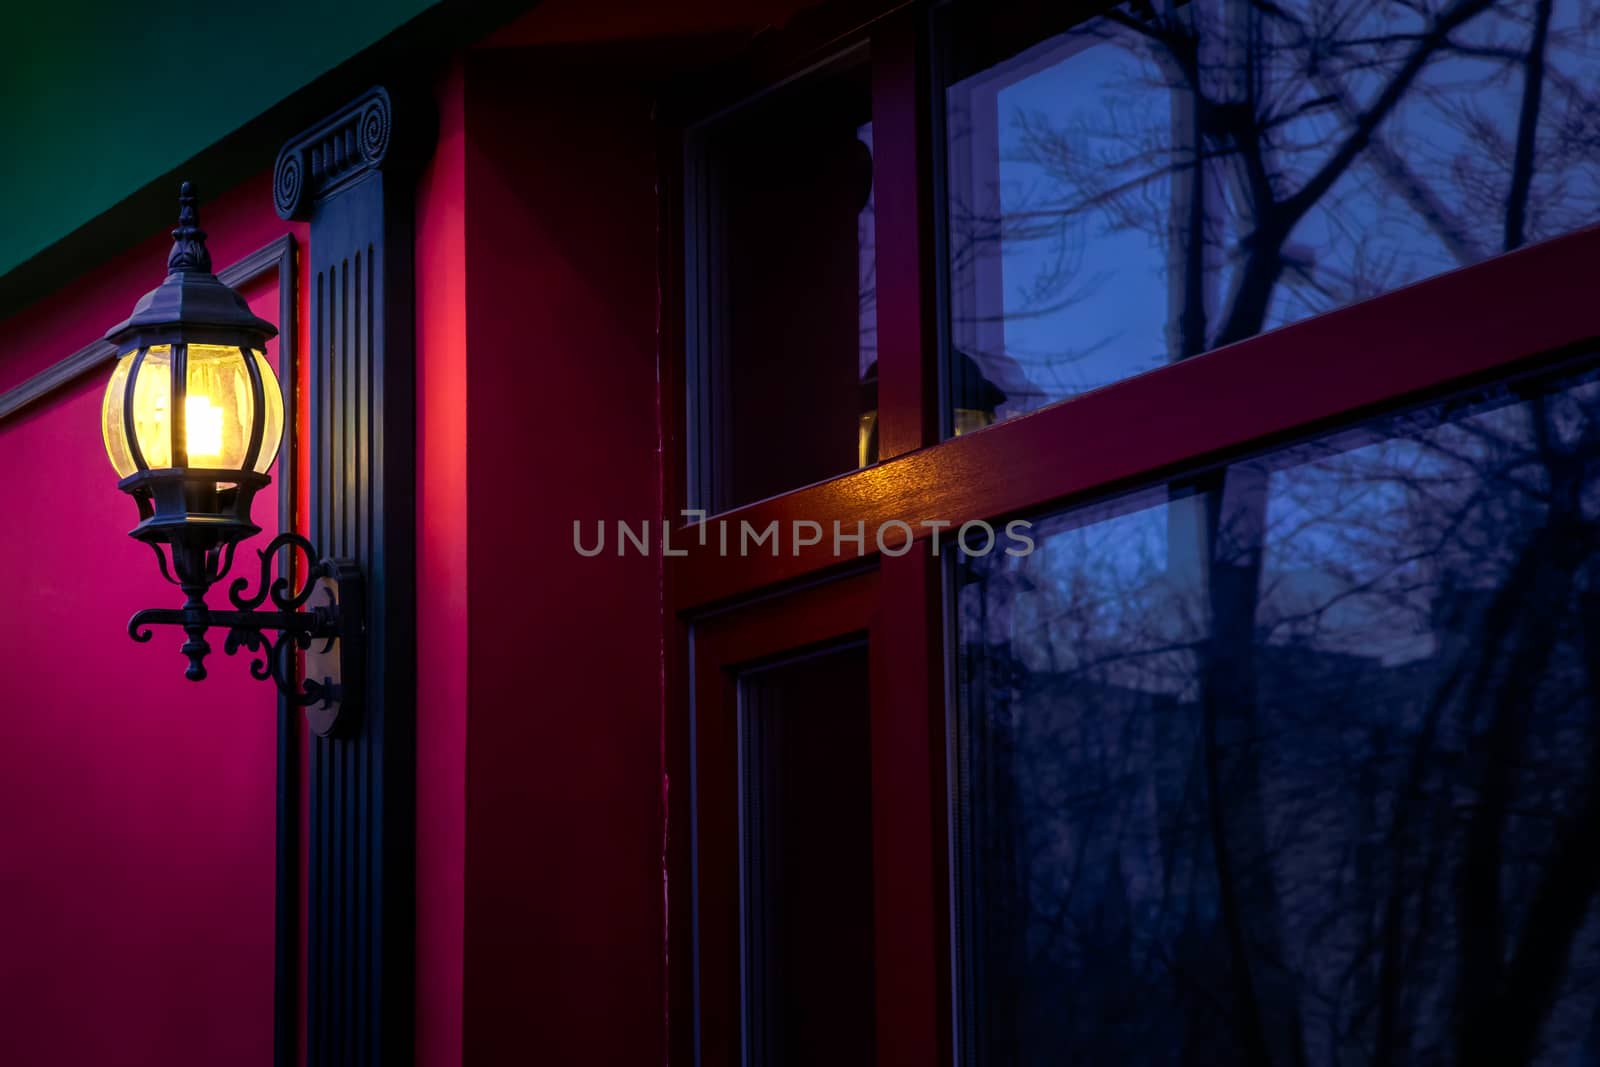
[0,172,307,1065]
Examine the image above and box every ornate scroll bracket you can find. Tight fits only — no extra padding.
[128,533,364,736]
[274,86,394,220]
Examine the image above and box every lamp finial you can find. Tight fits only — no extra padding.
[167,181,212,274]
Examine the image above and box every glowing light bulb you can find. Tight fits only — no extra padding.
[186,394,224,462]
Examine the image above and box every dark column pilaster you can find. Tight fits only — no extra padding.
[276,85,423,1067]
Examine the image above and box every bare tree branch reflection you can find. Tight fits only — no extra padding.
[944,0,1600,406]
[959,368,1600,1065]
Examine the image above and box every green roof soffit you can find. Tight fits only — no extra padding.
[0,0,439,280]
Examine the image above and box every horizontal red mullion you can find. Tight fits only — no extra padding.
[670,225,1600,611]
[696,568,879,663]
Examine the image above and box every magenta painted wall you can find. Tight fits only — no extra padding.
[0,172,306,1067]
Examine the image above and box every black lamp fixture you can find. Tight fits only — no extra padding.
[102,182,360,735]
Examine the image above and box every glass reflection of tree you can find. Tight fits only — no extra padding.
[960,370,1600,1065]
[957,6,1600,1062]
[947,0,1600,402]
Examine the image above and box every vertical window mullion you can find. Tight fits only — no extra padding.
[866,11,955,1064]
[871,543,954,1067]
[870,9,937,460]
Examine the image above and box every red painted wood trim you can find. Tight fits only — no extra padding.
[691,570,880,1067]
[670,223,1600,610]
[659,119,691,524]
[664,609,695,1067]
[871,8,936,459]
[871,546,952,1067]
[659,114,696,1067]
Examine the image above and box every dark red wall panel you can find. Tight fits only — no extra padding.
[416,59,471,1067]
[459,53,665,1066]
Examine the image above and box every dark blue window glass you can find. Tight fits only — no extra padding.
[939,0,1600,428]
[956,357,1600,1064]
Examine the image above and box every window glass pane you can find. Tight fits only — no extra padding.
[689,58,877,513]
[956,356,1600,1063]
[939,0,1600,429]
[740,642,875,1066]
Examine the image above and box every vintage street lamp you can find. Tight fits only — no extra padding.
[103,182,360,734]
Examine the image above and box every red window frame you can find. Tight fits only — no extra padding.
[689,576,879,1067]
[660,3,1600,1064]
[689,564,949,1067]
